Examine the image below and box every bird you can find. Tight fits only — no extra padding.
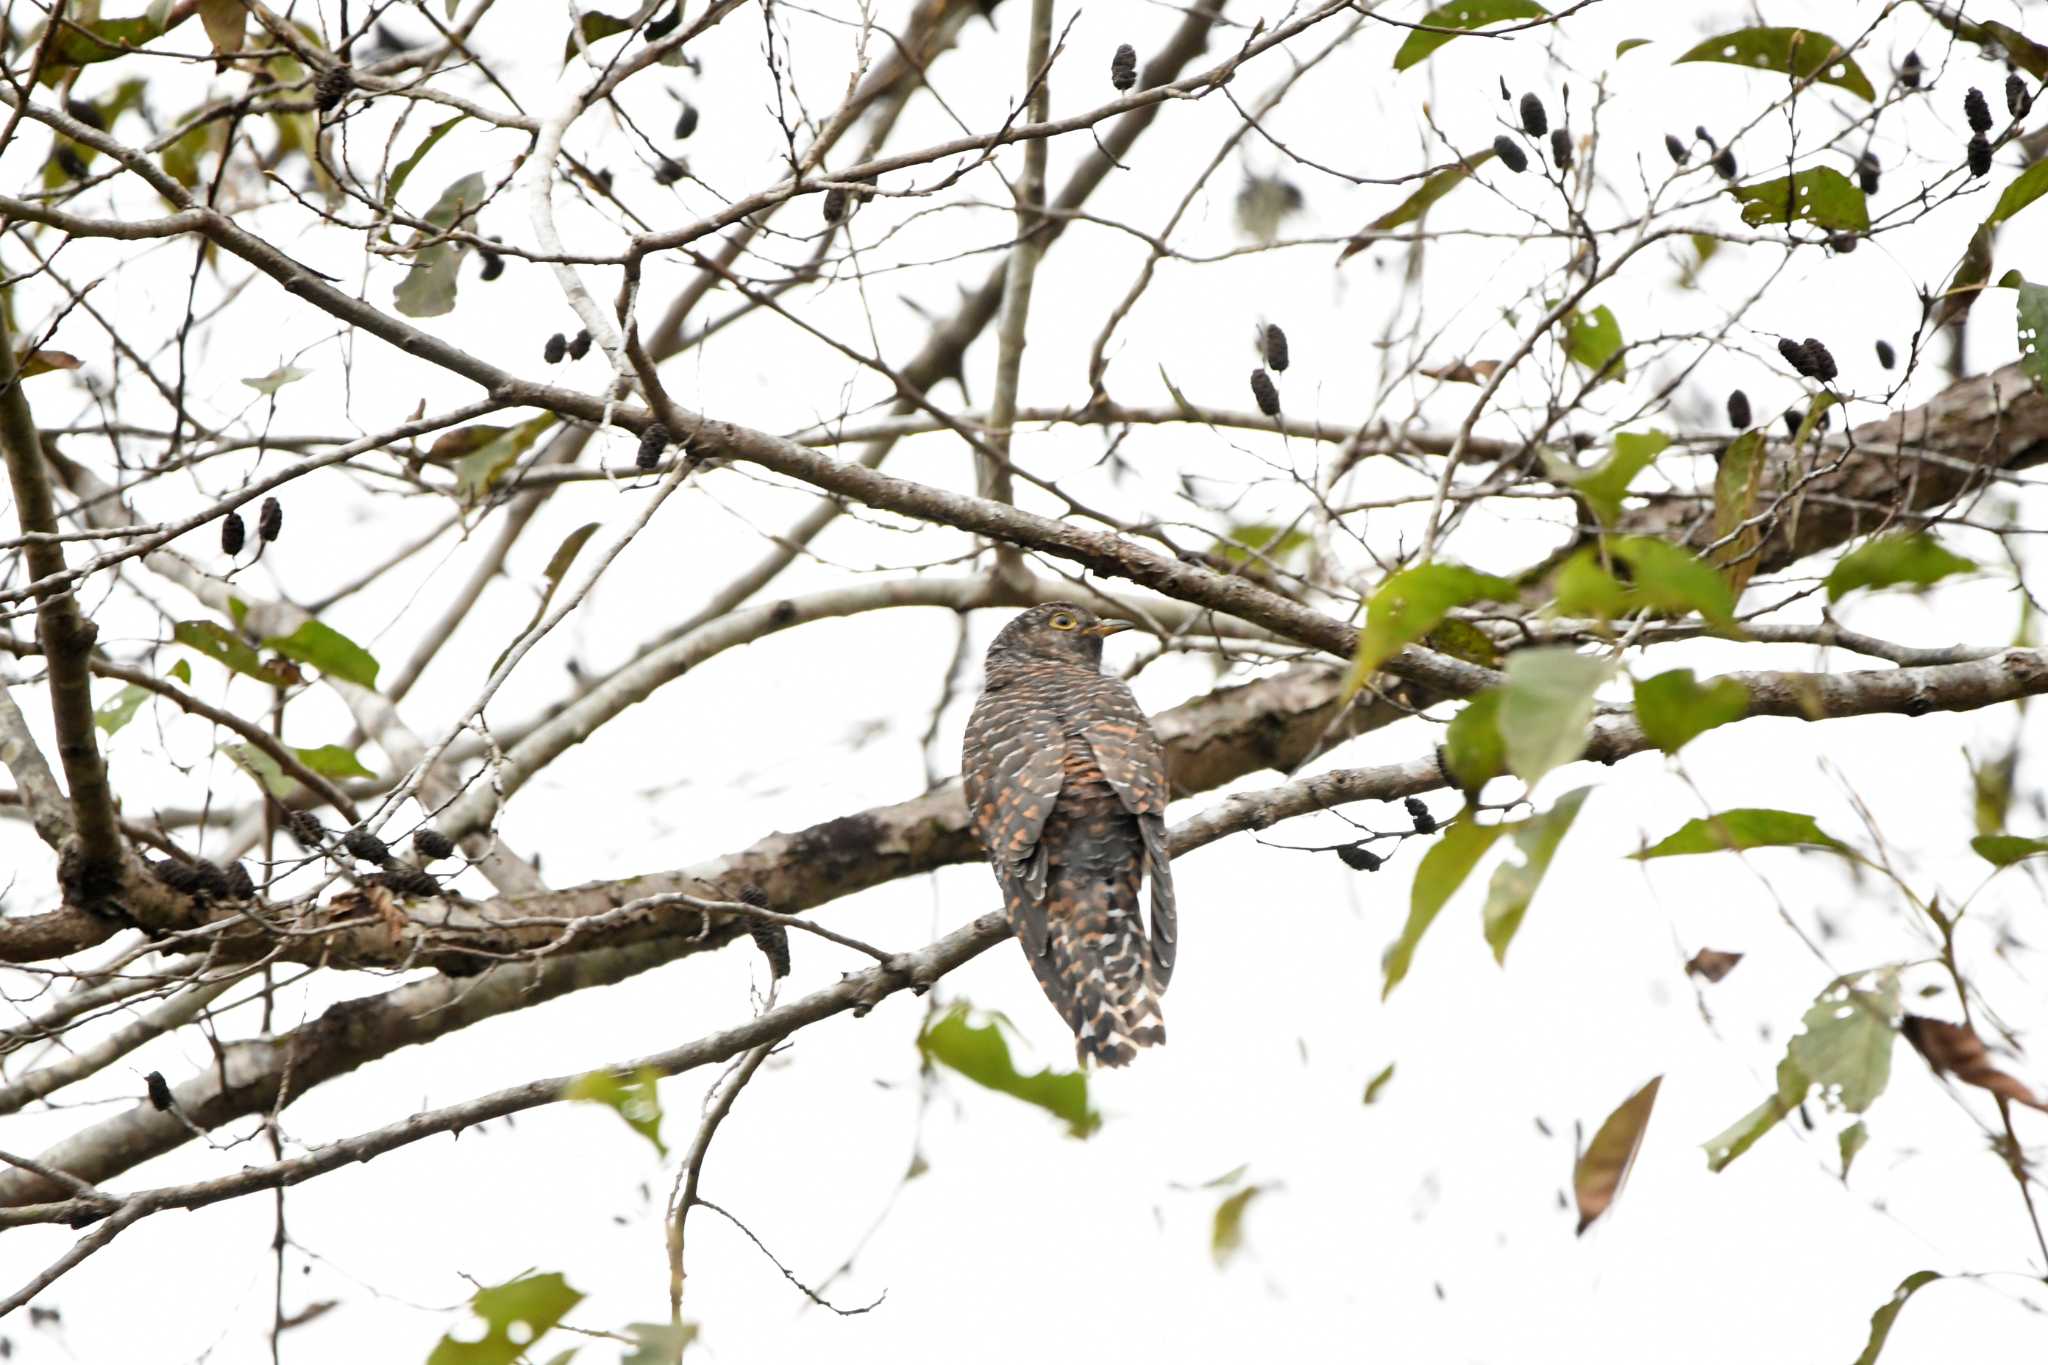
[961,603,1176,1067]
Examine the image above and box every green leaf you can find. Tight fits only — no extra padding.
[427,1272,583,1365]
[1543,430,1667,525]
[1211,1183,1270,1267]
[1498,647,1611,785]
[1214,522,1309,569]
[1838,1120,1869,1179]
[1728,167,1870,232]
[1364,149,1498,231]
[43,14,168,75]
[1633,669,1748,753]
[1923,8,2048,81]
[93,684,152,736]
[1610,536,1739,629]
[2018,281,2048,393]
[1969,833,2048,867]
[242,365,310,395]
[1711,429,1767,597]
[293,744,376,780]
[1851,1271,1943,1365]
[384,115,466,212]
[490,522,600,676]
[1573,1075,1662,1234]
[1481,787,1590,963]
[1423,618,1502,669]
[1615,38,1649,56]
[918,1005,1099,1137]
[1553,549,1630,621]
[1824,533,1976,603]
[1443,688,1506,792]
[1703,1090,1795,1174]
[620,1322,698,1365]
[1362,1063,1395,1105]
[1393,0,1549,71]
[563,11,634,62]
[1674,27,1875,102]
[455,413,558,499]
[1562,305,1625,382]
[394,172,485,318]
[1343,563,1515,699]
[1705,973,1898,1172]
[1383,817,1504,998]
[563,1067,668,1157]
[224,744,298,800]
[1987,159,2048,230]
[260,620,380,689]
[173,620,291,686]
[1634,808,1850,859]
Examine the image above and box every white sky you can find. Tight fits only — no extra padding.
[4,1,2048,1362]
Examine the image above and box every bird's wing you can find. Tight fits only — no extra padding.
[1080,684,1178,988]
[964,692,1066,960]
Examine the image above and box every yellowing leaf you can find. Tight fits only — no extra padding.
[1633,808,1849,859]
[1498,647,1610,785]
[563,1067,667,1156]
[918,1004,1099,1137]
[1574,1075,1661,1234]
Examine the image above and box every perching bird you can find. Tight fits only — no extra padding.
[961,603,1176,1067]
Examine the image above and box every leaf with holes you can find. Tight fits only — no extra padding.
[293,745,377,780]
[1675,27,1875,101]
[1824,533,1976,603]
[173,621,292,686]
[1543,430,1667,525]
[1562,305,1626,382]
[261,620,380,689]
[1499,647,1611,785]
[1706,972,1898,1171]
[1342,563,1515,700]
[1383,816,1503,998]
[919,1005,1099,1137]
[1392,1,1550,71]
[93,685,152,736]
[1481,787,1590,963]
[1634,808,1850,859]
[1728,167,1869,232]
[2018,281,2048,393]
[426,1271,583,1365]
[563,1067,667,1156]
[1634,669,1748,753]
[1574,1076,1662,1234]
[1852,1271,1943,1365]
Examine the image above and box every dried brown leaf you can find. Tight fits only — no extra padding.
[1574,1075,1662,1234]
[1901,1015,2048,1111]
[1419,360,1502,385]
[1685,948,1744,982]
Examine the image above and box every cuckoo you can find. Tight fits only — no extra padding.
[961,603,1177,1066]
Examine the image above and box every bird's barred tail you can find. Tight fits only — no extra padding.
[1030,912,1166,1069]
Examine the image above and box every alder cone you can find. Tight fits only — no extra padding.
[1550,127,1572,170]
[1965,86,1991,134]
[413,828,456,861]
[1492,135,1528,173]
[1968,135,1991,179]
[1519,93,1547,136]
[1875,339,1896,370]
[315,66,352,113]
[1249,367,1280,416]
[1111,43,1137,92]
[544,332,567,364]
[1726,389,1751,430]
[1263,324,1290,372]
[221,512,245,556]
[258,496,282,542]
[1664,133,1688,165]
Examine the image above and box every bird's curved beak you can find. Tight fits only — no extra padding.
[1085,619,1134,638]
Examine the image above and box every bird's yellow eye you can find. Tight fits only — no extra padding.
[1049,612,1077,631]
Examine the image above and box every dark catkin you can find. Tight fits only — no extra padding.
[1519,92,1548,137]
[1111,43,1137,92]
[1778,336,1813,374]
[737,885,791,979]
[225,861,256,900]
[379,865,441,897]
[1711,147,1738,179]
[645,2,680,40]
[258,496,282,542]
[673,101,698,140]
[1695,126,1717,150]
[1965,86,1992,134]
[342,828,392,866]
[1336,844,1382,872]
[152,859,202,894]
[653,158,684,186]
[1802,338,1837,382]
[1250,367,1280,416]
[1857,150,1880,196]
[1550,127,1572,170]
[1900,51,1922,91]
[54,148,86,180]
[568,328,592,360]
[479,249,505,281]
[1664,133,1689,165]
[286,809,324,848]
[145,1072,174,1111]
[1499,75,1510,102]
[1492,134,1528,173]
[1782,408,1802,438]
[65,99,105,131]
[1726,389,1752,430]
[593,168,613,194]
[637,422,670,471]
[822,186,847,224]
[1968,134,1992,178]
[1828,232,1859,254]
[413,828,456,861]
[221,512,246,556]
[315,66,353,113]
[1875,339,1896,370]
[2009,73,2030,119]
[1263,324,1290,372]
[191,860,231,900]
[1404,796,1437,835]
[544,332,567,364]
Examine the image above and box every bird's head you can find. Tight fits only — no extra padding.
[986,602,1132,669]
